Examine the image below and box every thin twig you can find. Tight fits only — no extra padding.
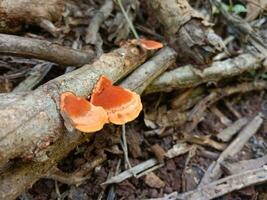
[121,124,132,169]
[116,0,139,39]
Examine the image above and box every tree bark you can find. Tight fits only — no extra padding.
[0,0,64,33]
[147,0,225,66]
[0,34,95,67]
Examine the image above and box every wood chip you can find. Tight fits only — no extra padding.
[216,117,248,142]
[144,172,165,188]
[151,144,166,163]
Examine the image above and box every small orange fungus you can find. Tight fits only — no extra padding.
[90,75,142,125]
[139,39,163,50]
[60,92,108,133]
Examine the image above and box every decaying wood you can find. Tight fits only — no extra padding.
[146,53,264,93]
[0,43,148,170]
[199,114,263,186]
[147,0,224,65]
[0,34,95,67]
[158,166,267,200]
[0,44,150,200]
[0,0,64,35]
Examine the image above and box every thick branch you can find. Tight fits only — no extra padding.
[147,0,224,65]
[0,0,64,34]
[0,34,95,67]
[0,44,149,167]
[0,46,173,199]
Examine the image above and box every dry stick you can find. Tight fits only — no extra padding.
[121,124,132,169]
[102,158,158,185]
[13,62,53,92]
[0,34,94,67]
[120,47,177,94]
[85,0,114,44]
[216,117,248,142]
[199,114,263,187]
[102,143,192,185]
[146,0,224,65]
[154,166,267,200]
[0,44,176,199]
[146,53,264,93]
[0,44,149,200]
[221,155,267,175]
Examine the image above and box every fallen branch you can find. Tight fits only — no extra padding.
[146,53,264,93]
[147,0,224,65]
[0,44,178,199]
[0,34,94,67]
[120,47,177,94]
[0,45,147,163]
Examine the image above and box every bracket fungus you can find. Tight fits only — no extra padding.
[60,92,108,133]
[90,75,143,125]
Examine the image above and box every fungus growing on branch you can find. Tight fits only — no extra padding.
[90,75,142,125]
[60,92,108,133]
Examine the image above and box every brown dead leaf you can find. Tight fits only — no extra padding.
[144,172,165,188]
[246,0,267,21]
[151,144,166,163]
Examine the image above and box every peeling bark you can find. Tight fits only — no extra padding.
[0,0,64,34]
[147,0,225,66]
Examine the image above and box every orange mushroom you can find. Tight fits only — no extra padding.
[139,39,163,50]
[60,92,108,133]
[90,75,142,125]
[130,39,163,50]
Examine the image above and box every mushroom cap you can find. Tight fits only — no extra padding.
[90,75,143,125]
[139,39,163,50]
[60,92,108,133]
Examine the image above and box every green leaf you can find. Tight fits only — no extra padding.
[233,4,247,14]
